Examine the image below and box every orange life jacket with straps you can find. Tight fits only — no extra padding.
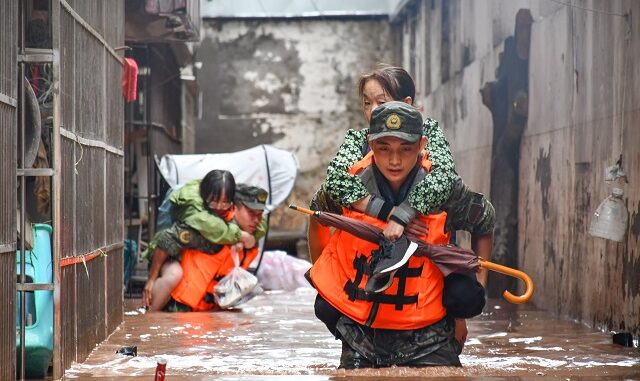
[309,151,450,330]
[171,246,259,311]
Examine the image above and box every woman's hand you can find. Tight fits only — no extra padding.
[240,231,256,249]
[142,279,155,307]
[405,216,429,237]
[383,219,405,241]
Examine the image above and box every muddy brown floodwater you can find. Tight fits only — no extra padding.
[65,288,639,380]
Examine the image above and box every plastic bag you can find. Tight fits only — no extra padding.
[229,283,264,307]
[214,247,259,308]
[253,250,313,291]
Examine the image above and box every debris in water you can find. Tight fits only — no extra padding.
[115,346,137,357]
[612,332,634,347]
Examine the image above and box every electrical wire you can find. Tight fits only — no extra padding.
[546,0,627,18]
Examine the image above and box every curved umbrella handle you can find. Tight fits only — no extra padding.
[289,204,317,216]
[479,260,534,304]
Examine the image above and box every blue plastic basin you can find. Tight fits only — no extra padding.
[16,223,53,379]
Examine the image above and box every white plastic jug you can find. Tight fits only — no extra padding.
[588,188,628,242]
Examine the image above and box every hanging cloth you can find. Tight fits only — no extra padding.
[122,57,138,102]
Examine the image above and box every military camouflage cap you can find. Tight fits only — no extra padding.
[235,184,268,211]
[368,101,423,143]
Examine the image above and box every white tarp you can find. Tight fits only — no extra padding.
[157,145,298,210]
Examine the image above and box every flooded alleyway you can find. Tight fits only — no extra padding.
[65,289,639,380]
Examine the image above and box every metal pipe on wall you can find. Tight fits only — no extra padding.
[18,12,27,381]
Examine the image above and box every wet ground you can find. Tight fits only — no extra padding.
[65,289,640,380]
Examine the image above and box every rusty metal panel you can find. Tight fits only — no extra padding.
[0,105,17,245]
[106,58,124,149]
[104,0,125,49]
[0,0,17,379]
[60,265,77,369]
[0,2,18,100]
[60,138,75,258]
[106,154,124,244]
[105,151,123,335]
[75,257,106,362]
[56,1,125,374]
[106,248,123,333]
[93,150,107,248]
[60,9,75,134]
[67,0,105,38]
[0,114,16,381]
[74,147,106,254]
[0,253,16,379]
[0,11,17,250]
[74,27,105,140]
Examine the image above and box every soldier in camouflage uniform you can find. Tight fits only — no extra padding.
[162,184,269,312]
[142,170,267,310]
[308,65,496,352]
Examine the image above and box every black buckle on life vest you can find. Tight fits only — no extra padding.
[344,282,418,308]
[343,253,423,312]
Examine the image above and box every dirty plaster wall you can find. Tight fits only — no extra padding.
[196,19,392,230]
[397,0,640,335]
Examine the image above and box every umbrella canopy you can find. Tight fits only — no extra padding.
[291,205,533,304]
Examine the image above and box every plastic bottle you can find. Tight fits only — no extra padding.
[588,187,628,242]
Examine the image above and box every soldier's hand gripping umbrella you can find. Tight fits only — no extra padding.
[290,205,533,304]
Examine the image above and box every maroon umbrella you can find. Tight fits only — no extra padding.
[290,205,478,276]
[290,205,534,304]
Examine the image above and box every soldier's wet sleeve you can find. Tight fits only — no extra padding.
[158,223,225,259]
[148,226,184,260]
[324,129,370,206]
[407,118,457,214]
[474,199,495,236]
[443,178,495,236]
[182,210,242,245]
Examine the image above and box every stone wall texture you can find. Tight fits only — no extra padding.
[395,0,639,335]
[196,19,392,230]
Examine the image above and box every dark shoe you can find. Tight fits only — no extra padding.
[372,236,418,275]
[364,271,395,293]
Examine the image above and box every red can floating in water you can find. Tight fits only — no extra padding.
[154,358,167,381]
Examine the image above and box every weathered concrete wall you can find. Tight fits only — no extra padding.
[399,0,561,194]
[396,0,640,335]
[523,1,640,335]
[196,19,392,229]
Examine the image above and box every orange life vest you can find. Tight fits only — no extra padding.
[195,246,259,311]
[171,246,259,311]
[309,151,450,330]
